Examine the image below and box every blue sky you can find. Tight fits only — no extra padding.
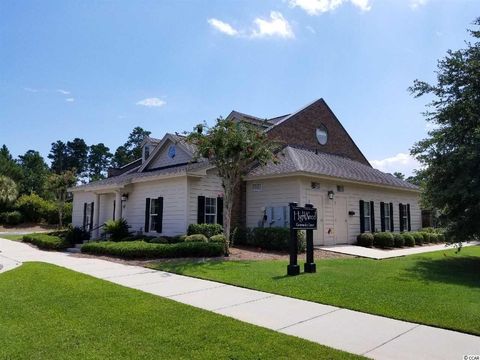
[0,0,478,175]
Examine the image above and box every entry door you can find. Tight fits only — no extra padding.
[306,190,324,245]
[334,197,348,244]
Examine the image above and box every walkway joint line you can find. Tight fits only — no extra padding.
[362,324,421,356]
[212,294,275,312]
[276,308,342,331]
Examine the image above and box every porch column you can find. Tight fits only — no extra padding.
[93,193,100,239]
[115,191,122,220]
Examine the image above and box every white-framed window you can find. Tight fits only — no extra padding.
[363,201,371,232]
[84,202,92,229]
[150,198,160,231]
[252,183,263,192]
[402,204,409,230]
[205,197,217,224]
[384,203,391,231]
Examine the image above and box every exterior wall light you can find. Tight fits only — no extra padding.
[328,191,334,200]
[121,193,129,201]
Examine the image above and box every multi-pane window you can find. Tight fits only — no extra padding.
[205,197,217,224]
[150,198,160,231]
[363,201,371,232]
[402,204,409,230]
[384,203,391,231]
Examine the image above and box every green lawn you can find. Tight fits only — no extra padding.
[0,263,359,360]
[150,246,480,336]
[0,234,25,241]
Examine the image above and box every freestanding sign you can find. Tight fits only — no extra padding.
[288,202,317,276]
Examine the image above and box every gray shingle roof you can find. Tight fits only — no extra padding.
[247,146,419,191]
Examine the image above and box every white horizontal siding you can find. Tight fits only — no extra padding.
[246,178,301,228]
[187,169,223,226]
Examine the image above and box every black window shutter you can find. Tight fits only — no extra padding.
[90,202,94,231]
[370,201,375,232]
[217,197,223,226]
[83,203,87,229]
[359,200,365,233]
[390,203,394,231]
[399,203,404,232]
[407,204,411,231]
[156,197,163,233]
[197,196,205,224]
[113,200,116,221]
[145,198,151,232]
[380,202,385,232]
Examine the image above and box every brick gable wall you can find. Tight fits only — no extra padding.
[266,99,371,166]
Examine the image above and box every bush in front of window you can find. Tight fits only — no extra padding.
[22,233,70,250]
[393,233,405,248]
[187,224,223,238]
[402,233,415,247]
[373,232,394,248]
[81,240,223,259]
[419,232,431,244]
[411,232,424,246]
[356,233,374,248]
[185,234,208,242]
[249,227,306,252]
[209,234,226,244]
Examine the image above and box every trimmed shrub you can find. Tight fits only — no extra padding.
[209,234,226,244]
[103,219,131,241]
[23,233,69,250]
[185,234,208,242]
[81,241,223,259]
[231,227,250,246]
[421,232,431,244]
[64,226,90,245]
[393,233,405,248]
[412,232,424,246]
[15,194,48,223]
[373,232,394,248]
[403,233,415,247]
[437,233,445,243]
[249,227,305,252]
[149,237,169,244]
[357,233,374,248]
[429,233,439,243]
[187,224,223,238]
[0,211,23,225]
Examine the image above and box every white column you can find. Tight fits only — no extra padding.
[115,191,122,220]
[93,193,100,239]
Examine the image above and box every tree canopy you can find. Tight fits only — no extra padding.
[409,18,480,241]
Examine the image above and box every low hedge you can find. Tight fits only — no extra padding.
[403,233,415,247]
[420,232,431,244]
[249,227,306,252]
[412,232,424,246]
[393,233,405,248]
[209,234,226,244]
[185,234,208,242]
[357,233,374,247]
[23,233,70,250]
[81,240,223,259]
[187,224,223,238]
[373,232,394,248]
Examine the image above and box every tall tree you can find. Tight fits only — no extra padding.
[0,145,22,182]
[0,175,18,211]
[112,127,151,167]
[48,140,68,174]
[18,150,50,196]
[409,18,480,242]
[45,170,76,227]
[187,119,277,254]
[88,143,112,181]
[66,138,89,176]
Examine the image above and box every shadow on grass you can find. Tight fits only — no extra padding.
[407,255,480,287]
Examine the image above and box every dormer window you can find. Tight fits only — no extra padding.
[316,124,328,145]
[143,145,150,161]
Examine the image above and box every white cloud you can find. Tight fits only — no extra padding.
[370,153,421,177]
[409,0,428,10]
[208,18,239,36]
[136,97,166,107]
[289,0,371,15]
[251,11,294,39]
[65,97,75,102]
[57,89,71,95]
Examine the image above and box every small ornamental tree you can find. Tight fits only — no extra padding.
[187,118,277,255]
[46,170,77,227]
[0,175,18,211]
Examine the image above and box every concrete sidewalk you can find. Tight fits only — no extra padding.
[320,241,480,259]
[1,238,479,359]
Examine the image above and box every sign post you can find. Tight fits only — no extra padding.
[288,202,317,276]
